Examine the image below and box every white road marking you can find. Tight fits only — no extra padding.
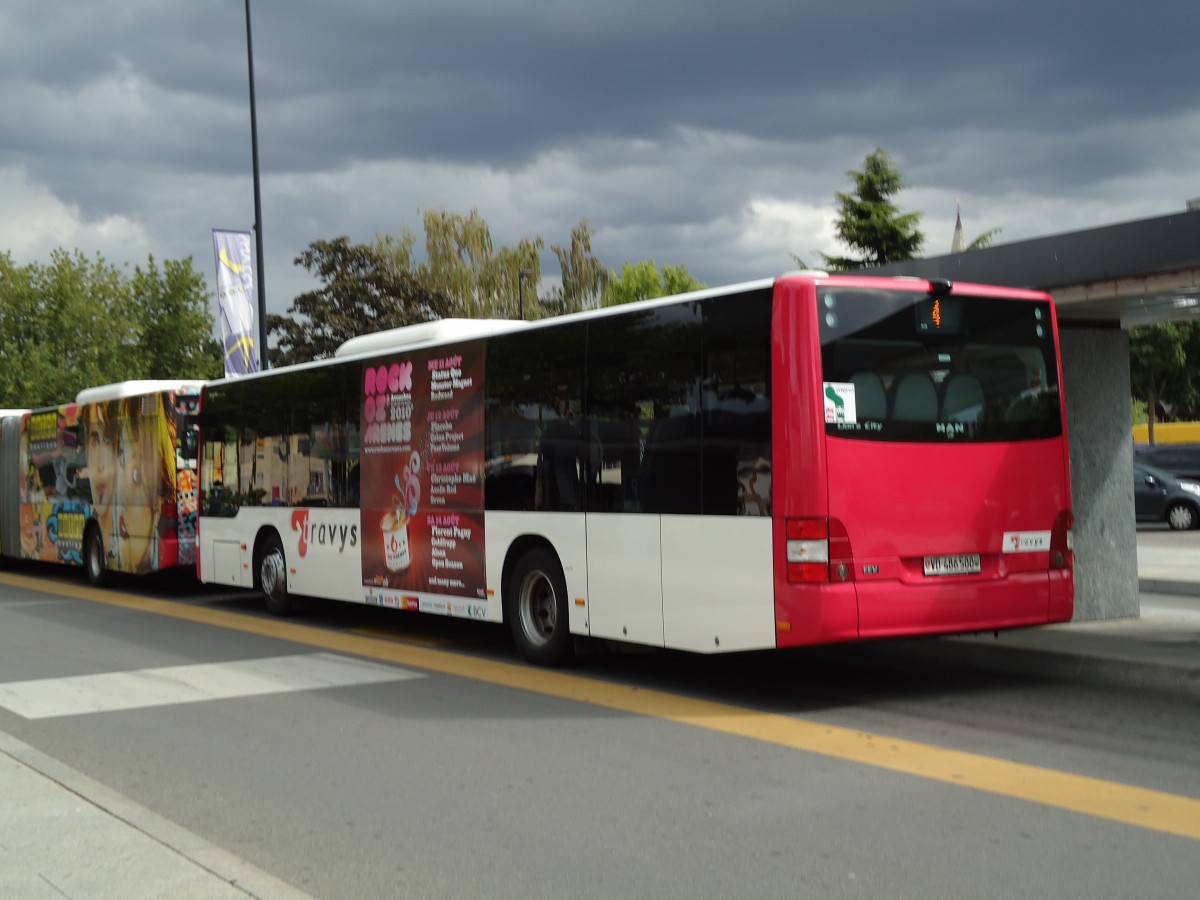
[0,653,423,719]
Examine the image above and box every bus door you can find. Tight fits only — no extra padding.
[583,418,666,648]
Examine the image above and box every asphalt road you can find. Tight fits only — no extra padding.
[0,567,1197,899]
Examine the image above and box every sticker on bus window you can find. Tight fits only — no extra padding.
[824,382,857,424]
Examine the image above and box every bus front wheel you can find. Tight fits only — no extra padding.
[85,527,108,587]
[259,534,294,615]
[507,548,573,666]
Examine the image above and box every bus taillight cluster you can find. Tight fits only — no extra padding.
[786,518,830,583]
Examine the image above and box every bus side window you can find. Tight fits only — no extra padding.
[590,419,640,513]
[701,412,741,516]
[535,422,582,513]
[641,415,702,515]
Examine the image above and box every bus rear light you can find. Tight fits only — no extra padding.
[786,518,829,583]
[787,562,830,583]
[786,538,829,564]
[786,519,828,541]
[1050,509,1074,570]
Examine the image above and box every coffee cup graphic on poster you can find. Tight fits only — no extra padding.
[380,451,421,572]
[381,509,410,571]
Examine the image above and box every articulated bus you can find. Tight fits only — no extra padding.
[0,381,205,585]
[196,273,1073,664]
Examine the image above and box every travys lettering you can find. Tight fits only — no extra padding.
[290,510,359,558]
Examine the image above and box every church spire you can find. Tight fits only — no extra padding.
[951,200,966,254]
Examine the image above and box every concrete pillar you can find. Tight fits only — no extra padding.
[1059,325,1139,620]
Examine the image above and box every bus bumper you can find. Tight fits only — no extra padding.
[774,569,1074,648]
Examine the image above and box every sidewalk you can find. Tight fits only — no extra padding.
[0,730,312,899]
[2,539,1198,897]
[1136,532,1200,596]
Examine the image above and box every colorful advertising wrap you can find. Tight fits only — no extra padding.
[19,396,185,575]
[20,405,87,565]
[360,344,486,606]
[212,229,260,377]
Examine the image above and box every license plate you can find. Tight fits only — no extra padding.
[923,554,981,577]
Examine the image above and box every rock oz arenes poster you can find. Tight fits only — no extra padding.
[360,342,486,608]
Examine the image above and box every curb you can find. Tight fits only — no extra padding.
[849,633,1200,701]
[1138,578,1200,598]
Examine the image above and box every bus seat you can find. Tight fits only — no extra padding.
[970,353,1025,398]
[849,372,887,420]
[890,373,938,422]
[940,373,985,422]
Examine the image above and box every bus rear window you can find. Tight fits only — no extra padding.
[818,288,1062,442]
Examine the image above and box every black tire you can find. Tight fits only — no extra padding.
[259,533,295,615]
[506,548,574,666]
[85,527,108,587]
[1165,501,1198,531]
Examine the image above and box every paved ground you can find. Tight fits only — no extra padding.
[1,531,1197,899]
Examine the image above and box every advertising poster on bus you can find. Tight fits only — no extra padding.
[360,343,487,607]
[19,394,182,574]
[19,405,88,565]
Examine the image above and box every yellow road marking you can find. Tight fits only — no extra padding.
[4,571,1199,842]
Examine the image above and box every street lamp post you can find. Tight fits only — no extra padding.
[518,269,532,320]
[244,0,268,371]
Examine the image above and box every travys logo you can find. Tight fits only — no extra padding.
[290,510,359,558]
[1002,530,1051,553]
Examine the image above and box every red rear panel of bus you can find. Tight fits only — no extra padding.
[770,275,1073,647]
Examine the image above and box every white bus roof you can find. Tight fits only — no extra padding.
[334,318,529,360]
[0,409,29,418]
[75,380,207,405]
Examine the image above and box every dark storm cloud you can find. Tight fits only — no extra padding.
[1,0,1196,314]
[229,0,1195,169]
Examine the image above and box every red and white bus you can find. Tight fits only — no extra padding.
[196,273,1072,664]
[0,381,205,585]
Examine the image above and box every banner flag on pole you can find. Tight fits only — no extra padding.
[212,228,260,377]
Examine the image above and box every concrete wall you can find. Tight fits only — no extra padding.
[1060,326,1139,619]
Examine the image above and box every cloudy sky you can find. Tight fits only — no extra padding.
[2,0,1197,332]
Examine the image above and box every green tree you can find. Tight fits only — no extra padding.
[407,209,544,319]
[822,148,924,271]
[544,220,607,314]
[282,212,594,358]
[0,249,218,407]
[419,208,497,319]
[1130,321,1200,442]
[130,256,222,378]
[268,237,452,366]
[602,260,705,307]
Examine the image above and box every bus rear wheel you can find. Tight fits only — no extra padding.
[85,527,108,587]
[259,534,295,615]
[507,548,573,666]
